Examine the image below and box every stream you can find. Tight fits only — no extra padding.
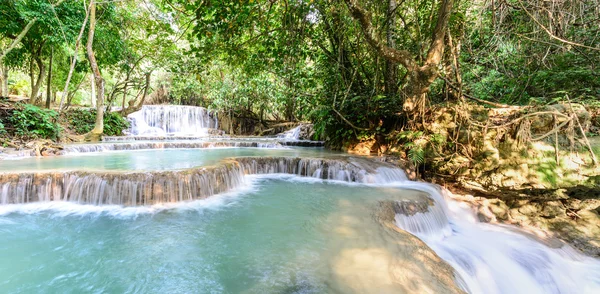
[0,105,599,293]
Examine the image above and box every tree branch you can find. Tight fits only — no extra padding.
[516,0,600,51]
[343,0,417,71]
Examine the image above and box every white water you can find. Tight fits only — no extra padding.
[391,182,600,294]
[125,105,218,136]
[277,125,302,140]
[2,100,600,293]
[62,141,285,154]
[2,167,599,294]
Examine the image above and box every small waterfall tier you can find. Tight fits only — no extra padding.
[62,141,285,154]
[277,126,302,140]
[102,135,325,146]
[393,183,453,240]
[126,105,219,136]
[390,182,600,293]
[0,157,407,206]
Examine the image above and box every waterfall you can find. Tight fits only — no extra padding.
[277,126,302,140]
[0,162,245,206]
[62,141,285,154]
[0,157,406,206]
[126,105,219,136]
[1,153,600,292]
[391,181,600,294]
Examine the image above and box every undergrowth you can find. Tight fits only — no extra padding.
[63,109,129,136]
[0,103,61,140]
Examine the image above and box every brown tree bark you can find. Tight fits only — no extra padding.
[85,0,105,141]
[344,0,454,114]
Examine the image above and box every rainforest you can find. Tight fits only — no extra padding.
[1,0,600,293]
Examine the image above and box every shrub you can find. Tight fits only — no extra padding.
[64,109,129,136]
[6,103,61,140]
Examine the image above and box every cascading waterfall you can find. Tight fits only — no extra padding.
[0,157,406,206]
[1,152,599,293]
[126,105,219,136]
[62,141,285,154]
[277,125,302,140]
[0,162,246,206]
[391,182,600,294]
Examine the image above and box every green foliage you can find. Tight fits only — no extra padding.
[407,145,425,166]
[391,130,449,167]
[64,109,129,136]
[3,103,61,140]
[103,112,129,136]
[64,109,95,134]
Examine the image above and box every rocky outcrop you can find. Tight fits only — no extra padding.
[366,201,465,294]
[447,184,600,257]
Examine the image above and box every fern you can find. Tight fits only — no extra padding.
[408,146,425,166]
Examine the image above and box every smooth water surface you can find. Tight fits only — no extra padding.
[1,176,600,293]
[0,148,340,172]
[0,177,420,293]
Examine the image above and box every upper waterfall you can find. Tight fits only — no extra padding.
[277,126,301,140]
[125,105,219,136]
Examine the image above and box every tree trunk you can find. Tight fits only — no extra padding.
[85,0,105,141]
[2,67,7,96]
[0,66,5,96]
[121,82,128,110]
[0,19,37,64]
[344,0,454,115]
[59,2,91,112]
[31,55,46,104]
[90,74,96,107]
[45,47,53,108]
[136,72,151,109]
[384,0,398,96]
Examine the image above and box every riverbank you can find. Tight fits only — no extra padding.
[442,183,600,257]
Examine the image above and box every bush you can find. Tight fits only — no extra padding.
[4,103,61,140]
[64,109,129,136]
[64,109,95,134]
[103,111,129,136]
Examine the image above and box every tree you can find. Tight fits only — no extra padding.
[343,0,454,114]
[85,0,104,140]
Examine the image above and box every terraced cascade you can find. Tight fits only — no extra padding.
[1,152,600,293]
[1,108,600,293]
[0,157,404,206]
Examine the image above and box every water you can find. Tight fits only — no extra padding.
[0,147,337,172]
[278,125,302,140]
[0,177,456,293]
[126,105,218,136]
[390,182,600,294]
[1,175,598,293]
[1,109,600,292]
[0,156,405,206]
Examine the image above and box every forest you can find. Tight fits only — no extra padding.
[1,0,600,181]
[1,1,600,291]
